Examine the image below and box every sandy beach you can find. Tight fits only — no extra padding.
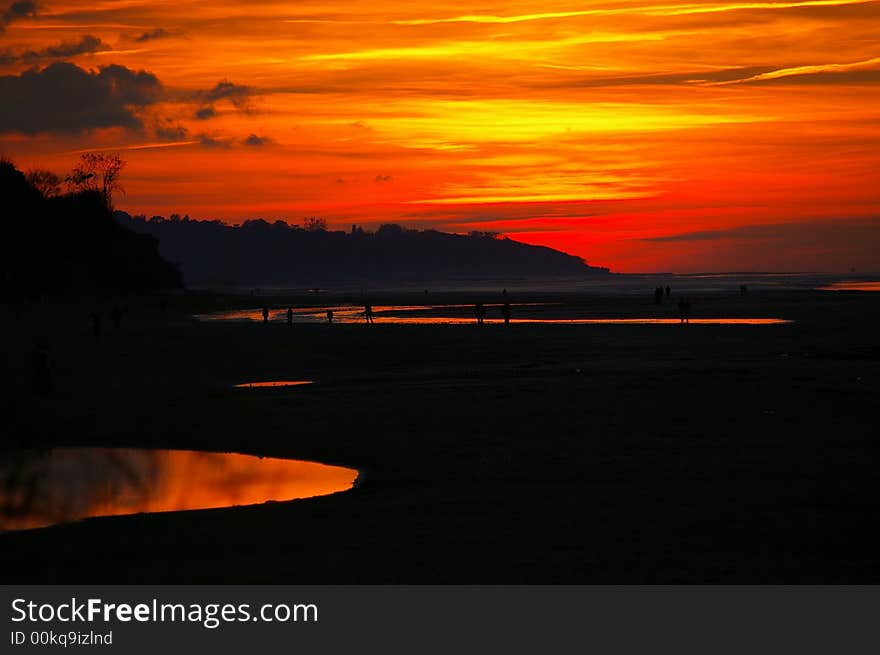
[2,283,879,582]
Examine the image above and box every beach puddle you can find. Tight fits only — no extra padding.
[0,448,357,532]
[234,380,313,388]
[819,281,880,292]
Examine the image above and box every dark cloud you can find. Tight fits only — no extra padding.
[196,133,229,148]
[201,79,252,109]
[153,118,188,140]
[193,79,253,121]
[1,0,37,32]
[0,35,109,65]
[134,28,172,43]
[644,219,880,243]
[242,134,270,146]
[0,62,162,134]
[194,106,216,120]
[375,174,392,183]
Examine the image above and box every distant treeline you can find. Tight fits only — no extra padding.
[2,160,181,298]
[114,213,610,288]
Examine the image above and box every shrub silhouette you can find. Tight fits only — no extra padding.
[2,159,181,299]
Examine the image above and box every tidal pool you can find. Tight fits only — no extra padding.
[0,448,357,532]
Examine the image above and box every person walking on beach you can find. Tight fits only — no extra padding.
[502,301,511,325]
[678,298,691,324]
[665,286,671,299]
[364,303,374,324]
[286,307,293,325]
[262,304,269,324]
[474,302,485,325]
[326,309,334,324]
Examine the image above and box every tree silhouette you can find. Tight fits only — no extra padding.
[66,152,125,210]
[304,217,328,232]
[25,169,62,197]
[3,158,181,296]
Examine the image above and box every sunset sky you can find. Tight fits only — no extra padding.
[1,0,878,272]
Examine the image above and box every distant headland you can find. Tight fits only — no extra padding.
[114,212,611,288]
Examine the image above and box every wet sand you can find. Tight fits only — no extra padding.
[2,286,879,582]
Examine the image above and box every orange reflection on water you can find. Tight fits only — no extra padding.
[196,308,790,325]
[235,381,313,388]
[379,317,792,325]
[819,281,880,292]
[194,303,552,324]
[0,449,357,532]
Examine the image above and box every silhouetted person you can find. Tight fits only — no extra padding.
[502,301,511,325]
[665,286,671,299]
[502,288,507,296]
[286,307,293,325]
[326,310,334,324]
[424,289,429,296]
[474,302,485,324]
[262,304,269,323]
[678,298,691,324]
[111,304,122,330]
[90,311,102,340]
[740,284,748,295]
[364,303,374,324]
[654,287,663,304]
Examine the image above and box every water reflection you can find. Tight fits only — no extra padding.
[194,303,550,324]
[196,306,789,326]
[819,281,880,292]
[234,381,313,388]
[381,317,791,325]
[0,448,357,532]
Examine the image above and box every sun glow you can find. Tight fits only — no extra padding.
[1,0,878,272]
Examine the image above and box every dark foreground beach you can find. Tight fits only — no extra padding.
[2,284,879,582]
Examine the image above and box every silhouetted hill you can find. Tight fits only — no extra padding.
[114,213,610,287]
[1,160,181,298]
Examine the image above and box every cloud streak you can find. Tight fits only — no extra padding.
[711,56,880,84]
[0,35,110,65]
[133,27,172,42]
[392,0,875,25]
